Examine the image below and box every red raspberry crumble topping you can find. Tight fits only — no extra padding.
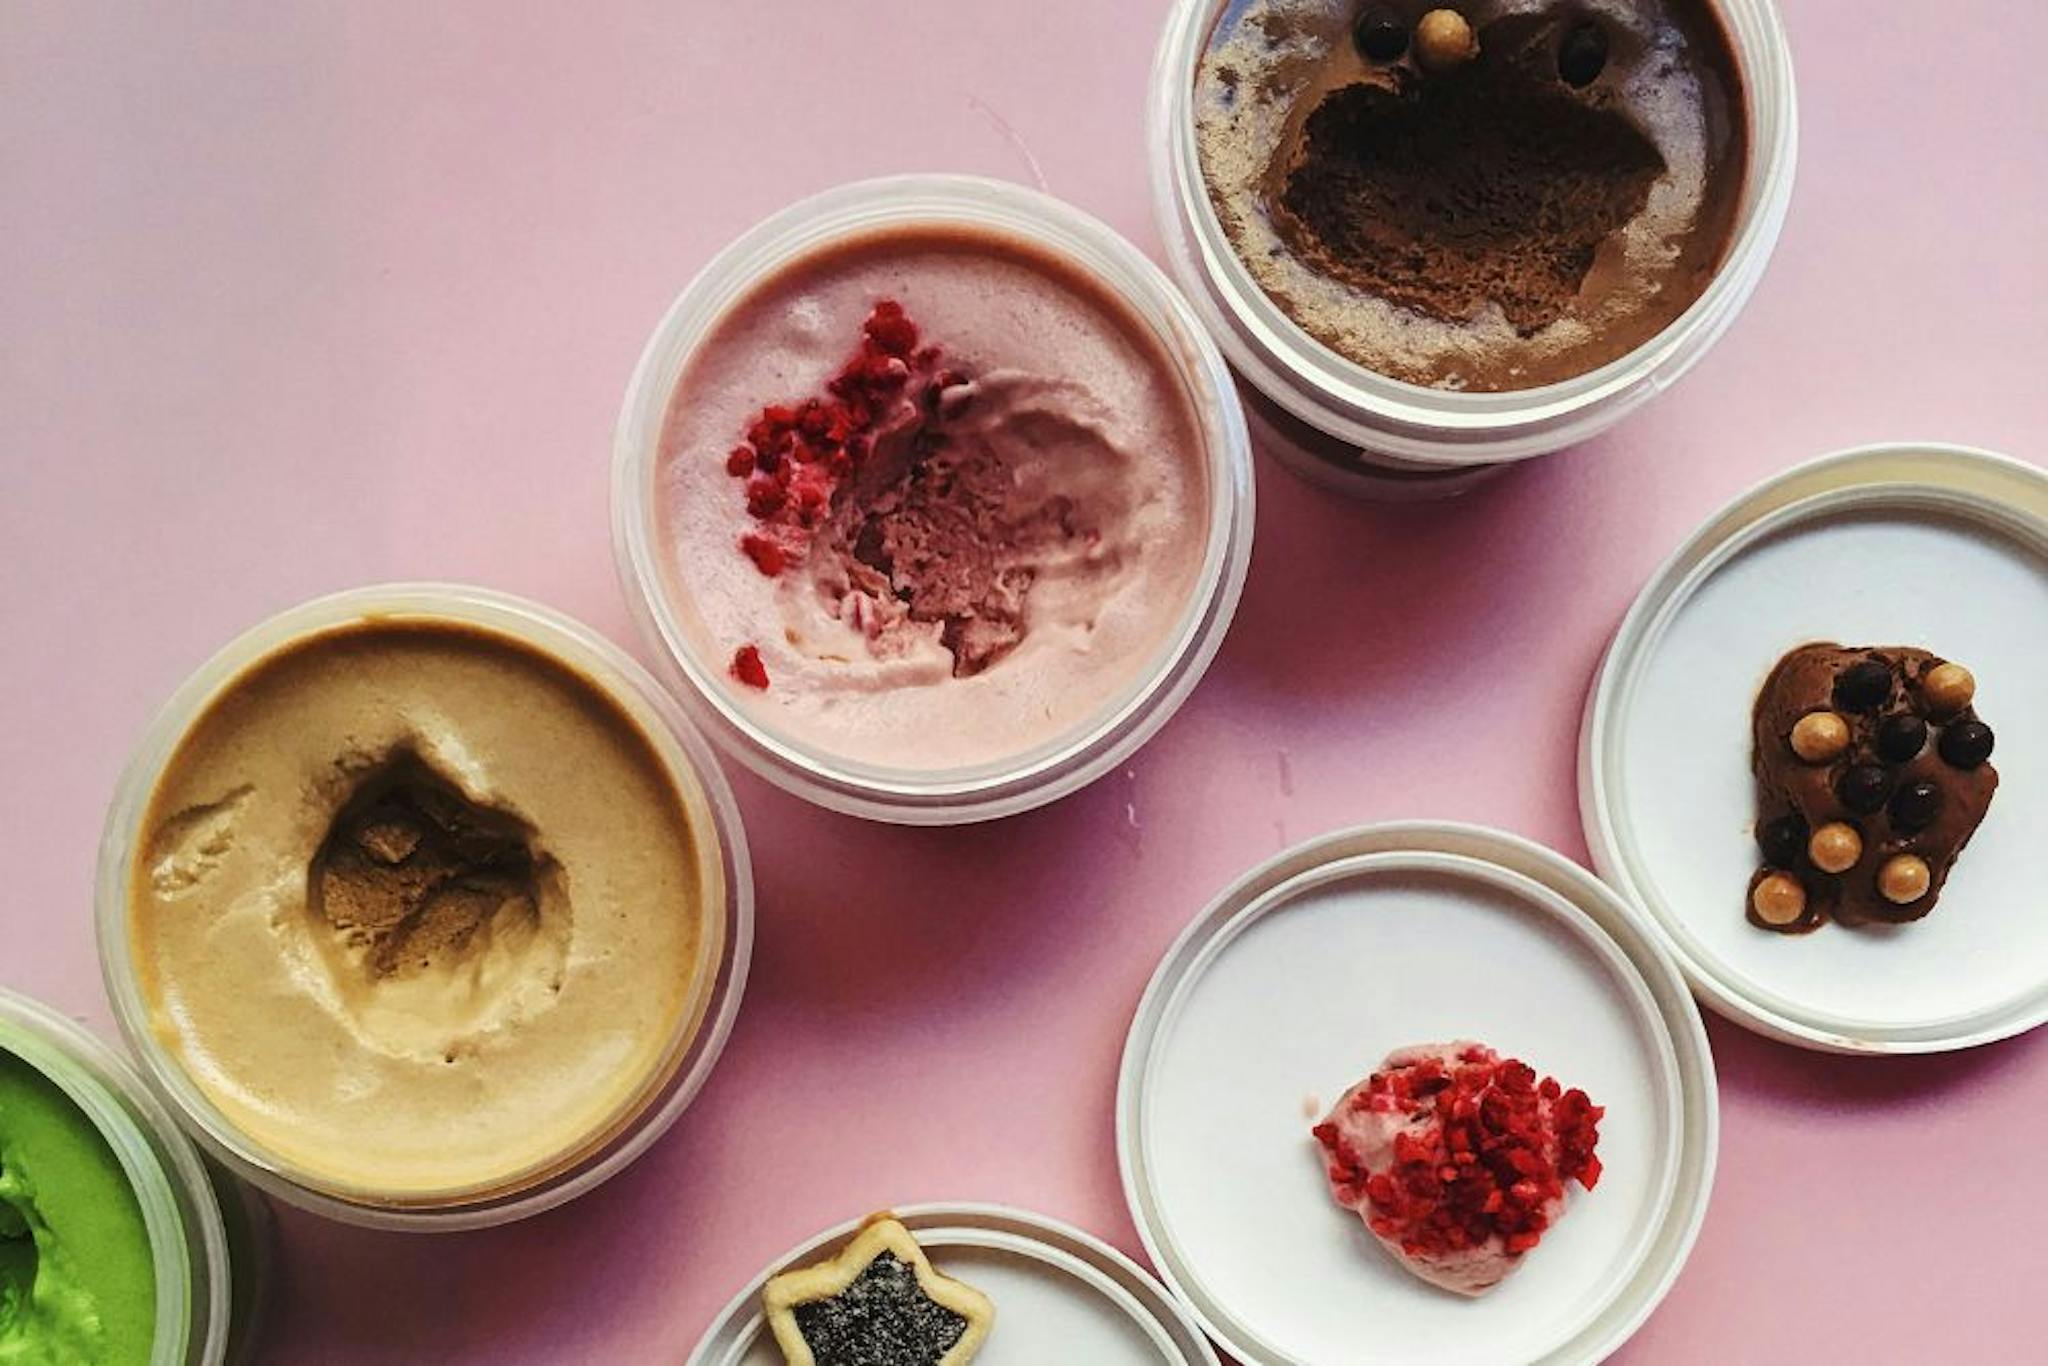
[1312,1044,1604,1264]
[722,298,935,566]
[715,299,961,693]
[730,644,769,690]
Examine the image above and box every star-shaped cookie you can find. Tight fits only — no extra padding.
[763,1213,994,1366]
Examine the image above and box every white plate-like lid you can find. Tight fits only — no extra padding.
[688,1203,1219,1365]
[1581,443,2048,1052]
[1118,823,1714,1366]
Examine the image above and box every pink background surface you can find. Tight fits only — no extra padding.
[3,2,2043,1362]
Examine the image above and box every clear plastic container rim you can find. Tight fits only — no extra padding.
[0,988,234,1365]
[612,173,1256,825]
[93,583,756,1231]
[1148,0,1801,465]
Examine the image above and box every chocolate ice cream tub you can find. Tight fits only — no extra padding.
[614,175,1255,824]
[1150,0,1798,496]
[95,585,753,1228]
[1579,444,2048,1051]
[0,988,269,1365]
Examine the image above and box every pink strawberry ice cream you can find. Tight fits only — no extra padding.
[654,225,1211,772]
[1312,1042,1605,1297]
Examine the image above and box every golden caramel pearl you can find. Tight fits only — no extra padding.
[1751,872,1807,926]
[1415,9,1478,70]
[1789,711,1850,764]
[1921,662,1975,717]
[1878,855,1932,905]
[1807,822,1863,875]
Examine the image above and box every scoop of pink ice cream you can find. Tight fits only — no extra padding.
[1312,1041,1605,1297]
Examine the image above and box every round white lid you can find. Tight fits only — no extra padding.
[1581,443,2048,1051]
[688,1202,1218,1364]
[1119,823,1715,1365]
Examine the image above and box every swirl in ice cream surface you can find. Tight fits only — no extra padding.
[656,226,1211,772]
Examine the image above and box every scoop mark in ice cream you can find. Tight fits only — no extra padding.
[1312,1041,1604,1296]
[309,750,568,989]
[145,785,252,894]
[1195,0,1750,390]
[721,300,1116,682]
[1278,35,1666,333]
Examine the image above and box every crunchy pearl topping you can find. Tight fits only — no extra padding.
[1751,872,1807,926]
[1920,662,1976,717]
[1878,855,1932,905]
[1414,9,1478,71]
[1807,822,1863,875]
[1790,711,1850,764]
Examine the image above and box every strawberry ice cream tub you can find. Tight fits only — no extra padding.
[613,175,1254,824]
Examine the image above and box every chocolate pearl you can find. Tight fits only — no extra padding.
[1751,872,1807,926]
[1789,711,1850,764]
[1807,822,1863,875]
[1756,813,1808,868]
[1874,713,1928,763]
[1832,659,1893,711]
[1920,661,1976,717]
[1878,855,1932,905]
[1353,6,1410,62]
[1938,720,1995,769]
[1836,763,1892,814]
[1557,19,1609,86]
[1888,780,1942,833]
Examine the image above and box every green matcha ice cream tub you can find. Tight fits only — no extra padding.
[0,989,262,1365]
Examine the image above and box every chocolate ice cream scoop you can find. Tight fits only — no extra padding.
[1193,0,1749,391]
[1276,12,1668,335]
[1746,644,2000,933]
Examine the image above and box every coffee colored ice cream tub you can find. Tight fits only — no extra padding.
[1149,0,1798,496]
[95,585,753,1229]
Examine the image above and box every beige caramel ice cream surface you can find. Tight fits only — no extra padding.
[129,618,720,1200]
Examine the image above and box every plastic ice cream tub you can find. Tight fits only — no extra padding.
[94,584,754,1230]
[1149,0,1798,496]
[614,174,1255,824]
[0,988,267,1365]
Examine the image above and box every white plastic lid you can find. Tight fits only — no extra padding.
[1581,443,2048,1051]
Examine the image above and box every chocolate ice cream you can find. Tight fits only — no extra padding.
[1747,644,2000,933]
[1195,1,1749,390]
